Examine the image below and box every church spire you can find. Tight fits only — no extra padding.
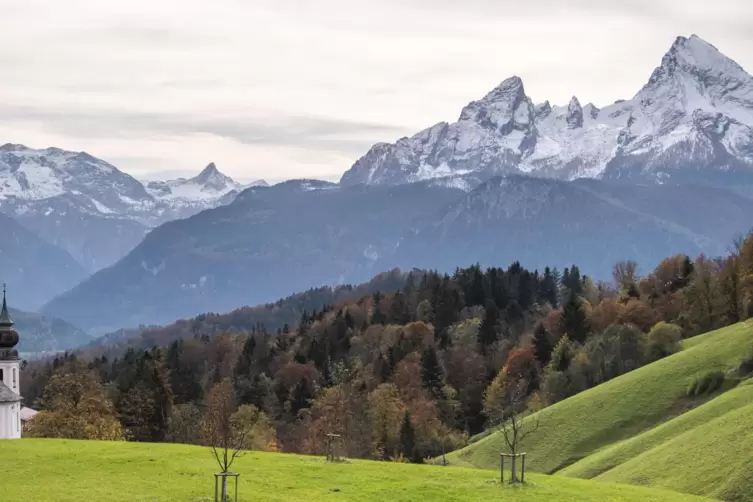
[0,284,12,327]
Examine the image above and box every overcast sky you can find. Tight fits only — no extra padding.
[0,0,751,183]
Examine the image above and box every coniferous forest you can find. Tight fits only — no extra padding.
[21,232,753,462]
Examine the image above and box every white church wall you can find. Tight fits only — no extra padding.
[0,360,20,394]
[0,402,21,439]
[0,359,22,439]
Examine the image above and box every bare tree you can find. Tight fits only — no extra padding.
[488,373,540,483]
[612,260,640,290]
[203,379,247,501]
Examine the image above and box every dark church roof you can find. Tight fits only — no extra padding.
[0,381,20,403]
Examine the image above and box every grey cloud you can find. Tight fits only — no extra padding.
[0,104,406,156]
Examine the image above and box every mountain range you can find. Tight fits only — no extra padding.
[341,35,753,189]
[41,174,753,333]
[0,144,258,274]
[7,34,753,338]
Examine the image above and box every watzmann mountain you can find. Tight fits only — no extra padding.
[341,35,753,188]
[0,145,245,272]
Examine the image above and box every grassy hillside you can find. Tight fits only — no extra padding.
[595,389,753,502]
[561,379,753,479]
[3,439,707,502]
[448,322,753,474]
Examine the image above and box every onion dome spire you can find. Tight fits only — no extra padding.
[0,283,19,355]
[0,283,12,327]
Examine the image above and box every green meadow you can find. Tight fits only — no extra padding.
[2,439,707,501]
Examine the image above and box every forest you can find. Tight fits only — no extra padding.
[21,231,753,463]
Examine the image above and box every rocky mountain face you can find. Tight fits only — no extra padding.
[341,35,753,188]
[0,145,245,271]
[42,176,753,333]
[0,212,87,310]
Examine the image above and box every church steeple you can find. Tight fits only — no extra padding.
[0,284,13,327]
[0,284,19,358]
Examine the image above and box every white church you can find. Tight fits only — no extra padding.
[0,285,23,439]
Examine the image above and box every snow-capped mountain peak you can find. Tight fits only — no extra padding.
[192,162,234,189]
[566,97,584,129]
[0,143,149,206]
[145,163,242,203]
[659,35,749,82]
[0,146,249,271]
[341,34,753,188]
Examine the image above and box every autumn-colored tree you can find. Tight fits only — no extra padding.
[618,299,656,333]
[230,404,277,452]
[590,298,622,333]
[682,255,723,334]
[369,383,405,458]
[716,255,743,325]
[27,369,124,441]
[740,233,753,317]
[168,403,204,444]
[502,347,538,393]
[393,352,424,403]
[444,346,486,434]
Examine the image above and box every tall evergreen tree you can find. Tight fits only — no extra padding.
[560,292,591,343]
[478,300,500,352]
[234,335,257,382]
[540,267,559,307]
[370,292,387,325]
[532,323,553,367]
[431,278,462,347]
[466,265,486,307]
[400,411,419,462]
[388,290,412,325]
[420,347,444,398]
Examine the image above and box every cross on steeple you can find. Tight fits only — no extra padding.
[0,283,12,327]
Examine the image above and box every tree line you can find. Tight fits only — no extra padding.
[22,232,753,462]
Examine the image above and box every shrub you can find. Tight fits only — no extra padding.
[686,370,726,397]
[738,348,753,377]
[646,322,682,362]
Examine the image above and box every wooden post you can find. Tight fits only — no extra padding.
[521,453,526,483]
[500,454,504,483]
